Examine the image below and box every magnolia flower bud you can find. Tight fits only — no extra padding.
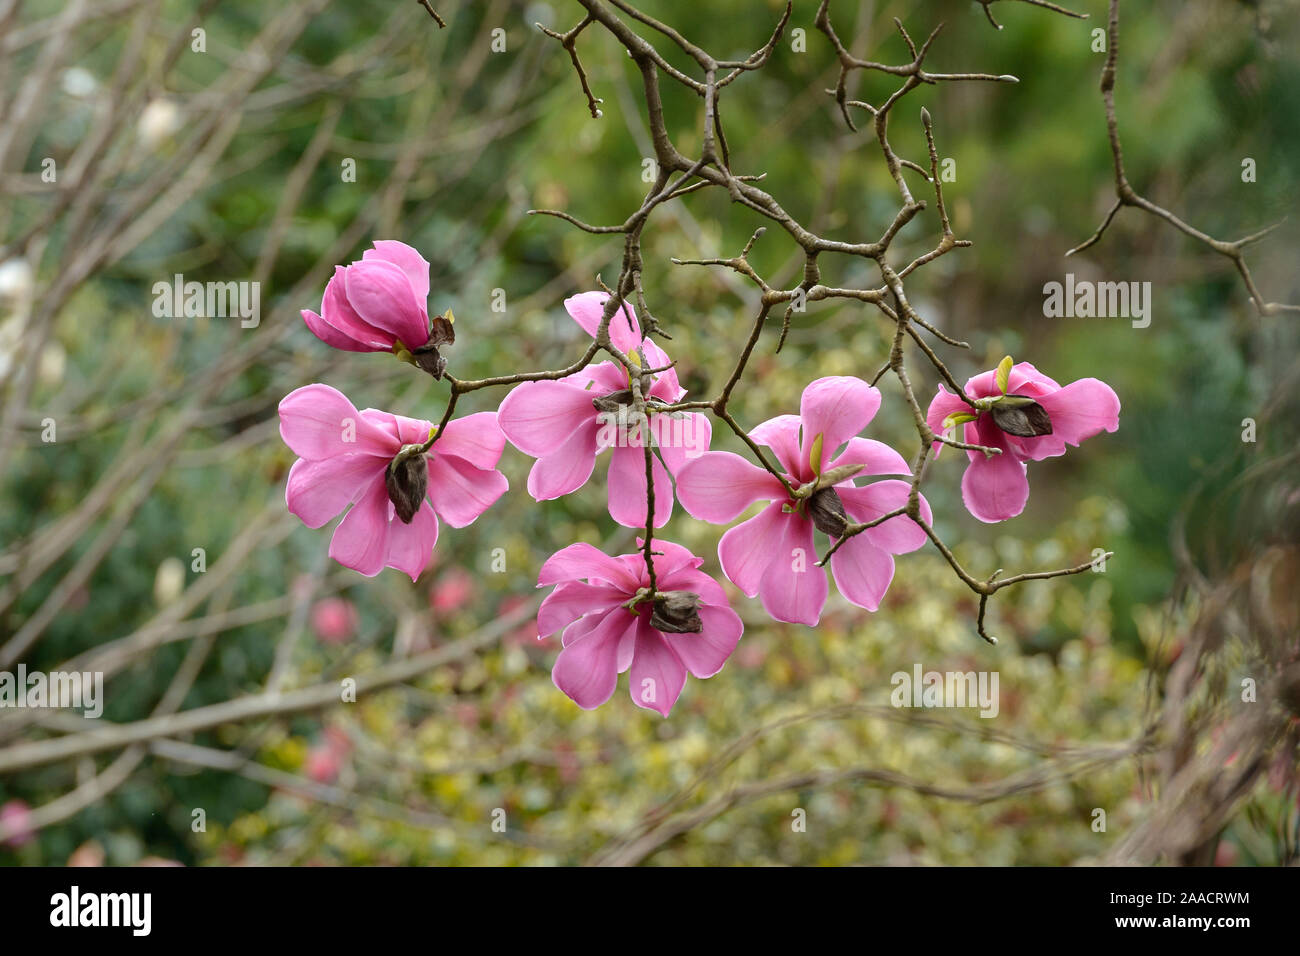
[650,590,703,633]
[989,394,1053,438]
[412,311,455,379]
[808,486,849,537]
[385,445,428,524]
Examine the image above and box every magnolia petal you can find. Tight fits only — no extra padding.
[717,501,789,597]
[342,259,429,351]
[606,442,673,529]
[328,480,392,577]
[628,621,687,717]
[539,542,642,591]
[384,500,439,582]
[527,423,600,501]
[829,534,895,612]
[279,384,398,460]
[757,513,827,626]
[675,451,783,523]
[799,376,881,473]
[498,380,598,457]
[286,456,385,529]
[552,609,636,710]
[362,240,431,308]
[426,453,508,528]
[670,604,742,679]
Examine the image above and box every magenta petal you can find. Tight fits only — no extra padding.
[661,568,730,608]
[321,267,393,348]
[717,501,789,597]
[279,384,399,460]
[651,411,711,476]
[328,480,392,577]
[675,451,784,523]
[342,259,428,350]
[961,446,1030,523]
[286,456,386,528]
[1034,378,1120,448]
[527,423,600,501]
[628,622,687,717]
[642,339,683,401]
[498,380,598,457]
[434,412,505,470]
[838,479,930,554]
[799,376,881,472]
[552,609,635,710]
[362,240,430,307]
[829,534,895,612]
[639,538,704,581]
[384,501,439,582]
[606,442,672,529]
[749,414,804,479]
[564,291,642,355]
[301,309,372,352]
[538,581,627,637]
[757,513,827,626]
[830,437,911,478]
[539,542,642,591]
[426,454,508,528]
[670,604,742,678]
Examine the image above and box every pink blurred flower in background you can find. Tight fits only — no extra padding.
[926,358,1120,523]
[497,292,711,528]
[430,567,476,613]
[310,597,358,644]
[677,376,929,626]
[537,540,742,716]
[0,799,33,848]
[279,384,507,580]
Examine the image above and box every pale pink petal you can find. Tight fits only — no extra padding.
[829,534,895,612]
[286,456,385,529]
[564,291,642,355]
[838,479,930,554]
[434,412,505,470]
[606,442,673,528]
[749,414,804,479]
[527,423,600,501]
[642,339,683,400]
[321,267,393,348]
[538,581,627,637]
[636,538,704,582]
[961,435,1030,523]
[925,386,971,453]
[539,542,642,591]
[426,454,508,528]
[498,380,598,457]
[1033,378,1120,449]
[361,240,430,307]
[668,604,742,678]
[757,513,827,626]
[279,384,399,460]
[799,376,881,473]
[564,360,627,394]
[829,437,911,478]
[675,451,784,523]
[383,501,439,582]
[342,259,429,350]
[552,609,636,710]
[628,621,687,717]
[660,568,730,608]
[328,480,392,576]
[718,501,789,597]
[301,309,373,351]
[651,411,711,475]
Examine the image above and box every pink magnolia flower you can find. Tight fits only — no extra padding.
[925,358,1120,523]
[676,376,930,626]
[300,240,453,374]
[538,540,742,716]
[279,383,507,580]
[497,291,711,528]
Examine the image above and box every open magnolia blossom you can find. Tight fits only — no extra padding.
[925,357,1121,523]
[279,384,507,580]
[300,239,454,377]
[497,291,711,528]
[537,540,743,716]
[676,376,931,626]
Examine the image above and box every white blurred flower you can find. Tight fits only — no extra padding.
[153,557,186,605]
[61,67,98,99]
[137,98,182,150]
